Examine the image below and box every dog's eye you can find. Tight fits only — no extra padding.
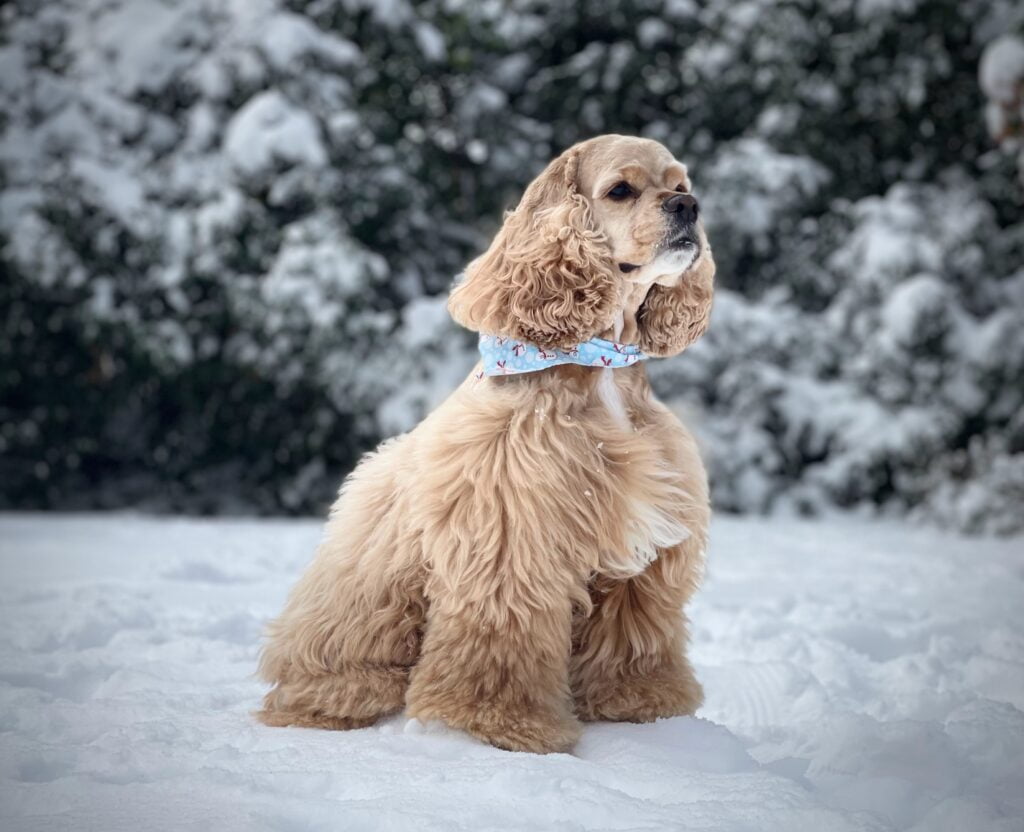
[606,182,635,200]
[674,184,688,193]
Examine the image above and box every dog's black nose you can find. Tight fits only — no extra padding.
[663,193,699,224]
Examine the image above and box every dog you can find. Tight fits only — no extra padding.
[257,134,715,754]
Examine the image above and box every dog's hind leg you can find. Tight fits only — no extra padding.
[256,443,425,731]
[258,664,410,730]
[256,581,424,731]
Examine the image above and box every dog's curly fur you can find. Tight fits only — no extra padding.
[257,135,716,753]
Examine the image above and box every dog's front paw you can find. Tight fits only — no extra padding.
[410,698,581,754]
[576,666,703,723]
[467,702,582,754]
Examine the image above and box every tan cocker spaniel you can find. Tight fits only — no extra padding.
[258,134,715,754]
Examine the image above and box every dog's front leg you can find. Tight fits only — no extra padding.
[572,415,710,723]
[406,579,582,754]
[571,545,705,723]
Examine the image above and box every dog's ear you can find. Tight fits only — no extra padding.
[637,240,715,357]
[448,149,620,350]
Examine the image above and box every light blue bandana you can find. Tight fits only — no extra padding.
[478,334,649,376]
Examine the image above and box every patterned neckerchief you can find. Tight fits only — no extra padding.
[478,334,649,376]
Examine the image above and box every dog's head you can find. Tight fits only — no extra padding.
[449,134,715,357]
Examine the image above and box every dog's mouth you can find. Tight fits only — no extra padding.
[664,227,700,253]
[618,230,700,274]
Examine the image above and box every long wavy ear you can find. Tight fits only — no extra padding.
[637,238,715,357]
[448,149,620,350]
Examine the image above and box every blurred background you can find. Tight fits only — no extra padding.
[1,0,1022,533]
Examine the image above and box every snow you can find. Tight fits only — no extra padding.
[880,275,950,347]
[261,215,383,330]
[412,21,446,62]
[828,186,944,283]
[637,18,672,49]
[704,138,831,240]
[1,513,1022,831]
[67,0,198,97]
[256,13,359,71]
[223,90,327,180]
[373,296,476,436]
[979,36,1024,105]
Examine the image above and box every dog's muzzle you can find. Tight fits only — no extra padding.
[662,194,700,253]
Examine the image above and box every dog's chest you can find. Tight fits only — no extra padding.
[596,368,632,430]
[593,368,691,575]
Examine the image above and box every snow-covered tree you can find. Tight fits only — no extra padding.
[1,0,1021,531]
[981,33,1024,180]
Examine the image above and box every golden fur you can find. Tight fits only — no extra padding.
[257,135,716,753]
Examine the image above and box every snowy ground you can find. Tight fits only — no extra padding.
[0,513,1022,831]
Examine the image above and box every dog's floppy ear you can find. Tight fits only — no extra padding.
[448,148,620,351]
[637,240,715,357]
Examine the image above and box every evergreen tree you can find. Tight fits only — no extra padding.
[1,0,1021,530]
